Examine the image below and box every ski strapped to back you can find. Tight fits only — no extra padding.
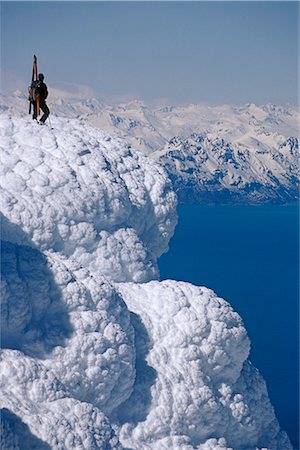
[28,57,35,115]
[28,54,40,117]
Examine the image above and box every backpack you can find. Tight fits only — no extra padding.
[28,80,39,102]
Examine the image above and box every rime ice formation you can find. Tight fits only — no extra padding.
[0,114,176,282]
[1,240,135,415]
[0,112,292,449]
[0,350,122,450]
[115,282,292,450]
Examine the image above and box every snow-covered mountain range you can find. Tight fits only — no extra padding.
[0,110,292,449]
[2,91,298,204]
[154,133,298,204]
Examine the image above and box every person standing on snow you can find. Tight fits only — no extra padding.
[36,73,50,124]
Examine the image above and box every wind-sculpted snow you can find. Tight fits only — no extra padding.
[1,238,135,416]
[0,350,122,450]
[0,113,177,282]
[0,111,292,449]
[116,281,291,450]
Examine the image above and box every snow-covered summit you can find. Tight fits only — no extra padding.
[0,114,176,282]
[0,111,292,449]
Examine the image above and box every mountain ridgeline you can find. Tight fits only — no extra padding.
[2,92,299,204]
[154,133,298,204]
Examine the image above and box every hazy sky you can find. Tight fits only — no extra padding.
[1,1,299,105]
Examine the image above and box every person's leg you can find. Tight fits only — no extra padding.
[32,101,37,120]
[40,101,50,123]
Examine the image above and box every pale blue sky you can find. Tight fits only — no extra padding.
[1,1,299,105]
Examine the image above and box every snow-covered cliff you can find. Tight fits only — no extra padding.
[0,112,292,449]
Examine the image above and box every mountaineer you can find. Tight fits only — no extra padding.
[28,55,50,124]
[36,73,50,124]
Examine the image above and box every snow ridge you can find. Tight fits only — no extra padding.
[3,92,298,204]
[0,114,176,282]
[0,111,292,449]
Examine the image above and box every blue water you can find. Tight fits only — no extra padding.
[159,203,299,449]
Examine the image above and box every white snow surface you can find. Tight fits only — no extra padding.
[0,114,176,282]
[115,282,290,450]
[1,240,135,415]
[0,111,292,449]
[0,350,122,450]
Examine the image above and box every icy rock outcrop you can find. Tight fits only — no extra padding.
[0,112,292,449]
[116,281,291,450]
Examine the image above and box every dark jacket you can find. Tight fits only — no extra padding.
[37,82,48,101]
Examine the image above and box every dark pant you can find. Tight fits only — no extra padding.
[40,99,50,123]
[32,101,38,120]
